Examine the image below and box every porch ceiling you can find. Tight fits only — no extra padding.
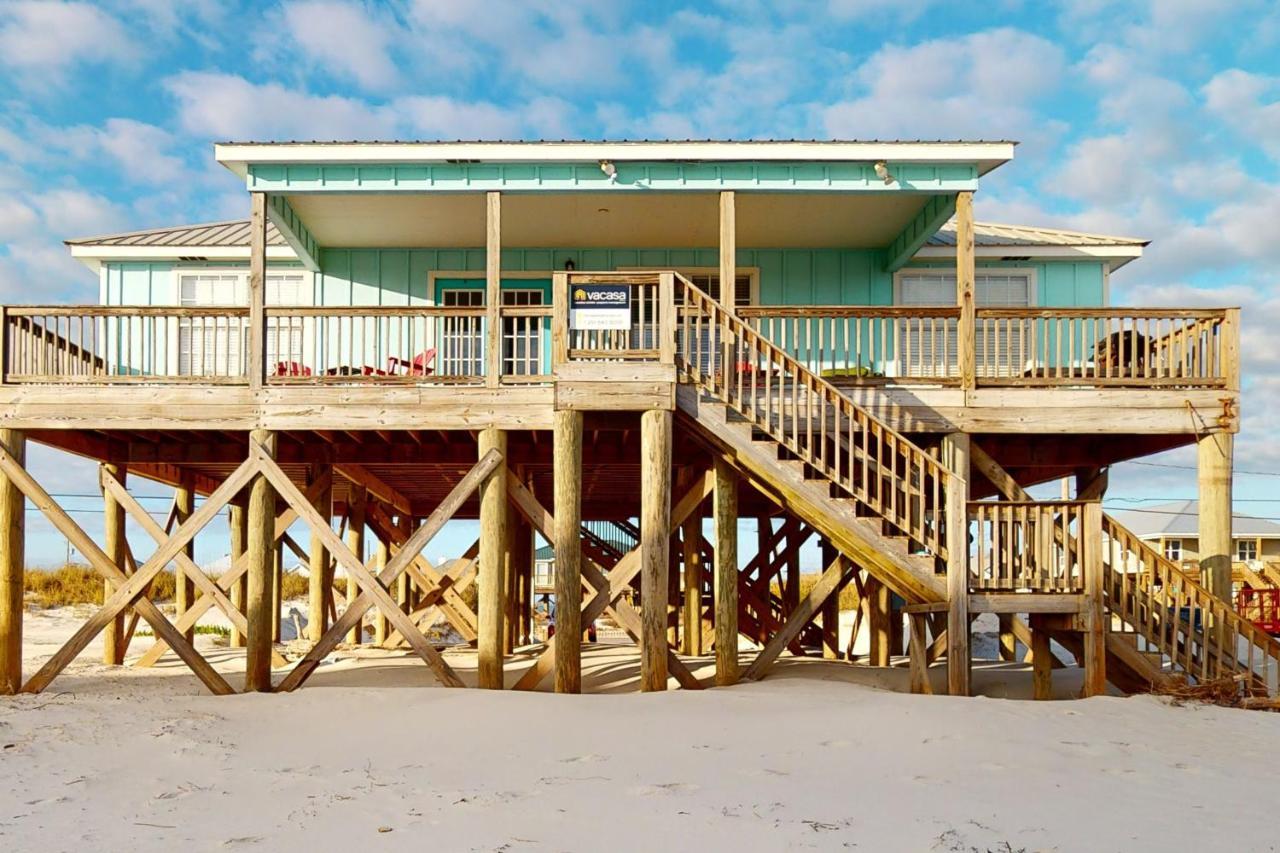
[286,191,932,249]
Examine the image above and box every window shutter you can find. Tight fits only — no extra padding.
[895,271,1032,379]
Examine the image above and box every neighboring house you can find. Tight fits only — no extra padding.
[533,545,554,593]
[0,139,1258,702]
[1109,500,1280,573]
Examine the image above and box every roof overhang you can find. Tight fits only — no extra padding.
[68,243,298,273]
[215,140,1017,179]
[913,243,1145,270]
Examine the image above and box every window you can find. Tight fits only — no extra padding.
[439,289,485,376]
[1164,539,1183,561]
[1236,539,1259,562]
[893,269,1035,378]
[176,271,310,376]
[686,273,754,308]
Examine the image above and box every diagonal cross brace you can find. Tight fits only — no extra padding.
[270,448,503,691]
[133,469,332,668]
[0,449,258,695]
[508,470,712,691]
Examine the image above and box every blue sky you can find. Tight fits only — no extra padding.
[0,0,1278,566]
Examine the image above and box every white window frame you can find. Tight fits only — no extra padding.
[174,268,314,377]
[1236,539,1259,562]
[427,271,554,377]
[1163,539,1183,562]
[891,267,1039,307]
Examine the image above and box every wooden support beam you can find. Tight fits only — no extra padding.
[997,614,1017,662]
[229,497,247,648]
[713,457,738,686]
[477,427,508,689]
[1030,615,1052,700]
[508,508,532,651]
[867,574,890,667]
[308,464,332,643]
[273,539,283,644]
[640,409,672,692]
[719,190,736,311]
[943,432,971,697]
[0,429,23,694]
[1081,502,1106,698]
[248,192,266,391]
[101,463,127,665]
[244,429,276,692]
[1198,431,1233,601]
[908,612,934,695]
[485,191,501,388]
[553,409,583,693]
[174,473,195,642]
[681,511,703,656]
[345,483,367,645]
[821,539,841,660]
[372,538,389,646]
[742,552,851,681]
[955,191,975,391]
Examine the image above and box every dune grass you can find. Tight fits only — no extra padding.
[25,564,315,609]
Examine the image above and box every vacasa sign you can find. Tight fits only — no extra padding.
[569,284,631,331]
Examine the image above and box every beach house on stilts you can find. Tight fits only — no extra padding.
[0,139,1271,702]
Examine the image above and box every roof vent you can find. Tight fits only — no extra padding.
[1001,256,1031,261]
[178,256,209,262]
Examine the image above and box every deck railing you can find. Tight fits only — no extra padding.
[1103,514,1280,693]
[0,288,1237,392]
[733,305,1238,389]
[968,500,1094,593]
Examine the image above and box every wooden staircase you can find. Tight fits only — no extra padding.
[672,276,1280,699]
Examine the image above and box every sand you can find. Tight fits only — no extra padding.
[2,605,1278,852]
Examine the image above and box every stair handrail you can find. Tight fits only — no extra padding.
[674,274,958,561]
[1102,512,1280,693]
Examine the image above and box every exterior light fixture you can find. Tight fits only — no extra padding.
[599,160,617,182]
[564,258,576,271]
[874,161,894,185]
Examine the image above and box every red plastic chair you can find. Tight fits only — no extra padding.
[387,348,436,376]
[273,361,312,377]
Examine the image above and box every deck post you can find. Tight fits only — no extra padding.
[478,427,508,689]
[943,432,971,697]
[1082,501,1107,697]
[997,614,1017,661]
[174,472,195,642]
[245,428,277,692]
[955,191,975,390]
[1198,431,1234,601]
[101,463,126,665]
[681,510,703,656]
[272,537,283,643]
[821,538,841,660]
[485,191,502,388]
[248,191,266,390]
[1030,614,1052,700]
[719,190,736,311]
[713,457,739,686]
[229,496,247,648]
[345,483,367,645]
[867,574,890,666]
[373,537,390,646]
[507,507,532,653]
[307,464,333,643]
[784,524,800,621]
[553,410,583,692]
[640,409,672,692]
[0,429,24,694]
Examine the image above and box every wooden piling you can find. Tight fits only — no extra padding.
[174,472,195,642]
[867,574,890,667]
[478,427,507,690]
[508,509,532,650]
[346,483,367,645]
[640,409,672,692]
[713,457,738,686]
[0,429,24,694]
[307,465,332,643]
[244,428,276,692]
[681,510,703,657]
[1197,431,1233,601]
[373,538,389,646]
[943,432,971,697]
[822,539,841,660]
[229,497,247,648]
[101,463,126,665]
[554,410,583,693]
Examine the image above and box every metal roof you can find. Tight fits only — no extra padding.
[927,220,1148,248]
[65,219,287,248]
[67,218,1138,252]
[1108,501,1280,539]
[216,138,1020,146]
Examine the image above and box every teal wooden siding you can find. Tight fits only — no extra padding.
[102,254,1107,310]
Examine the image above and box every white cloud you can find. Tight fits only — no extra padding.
[823,28,1066,145]
[827,0,939,21]
[1203,69,1280,161]
[279,0,400,90]
[164,72,400,140]
[0,1,135,77]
